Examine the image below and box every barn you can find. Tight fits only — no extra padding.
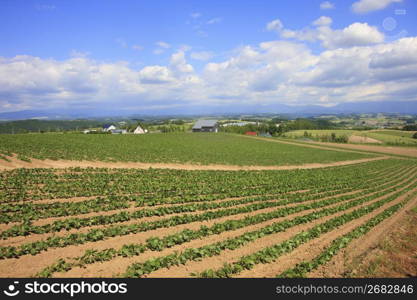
[102,124,116,132]
[192,120,219,132]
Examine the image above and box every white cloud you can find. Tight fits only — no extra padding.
[272,18,384,49]
[190,51,213,61]
[322,23,384,48]
[153,41,171,55]
[352,0,402,14]
[1,19,416,113]
[170,51,194,73]
[313,16,332,27]
[320,1,334,10]
[266,19,284,32]
[139,66,174,84]
[369,38,417,69]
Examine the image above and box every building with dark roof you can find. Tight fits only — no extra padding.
[192,120,218,132]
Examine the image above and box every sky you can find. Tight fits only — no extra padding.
[1,0,417,114]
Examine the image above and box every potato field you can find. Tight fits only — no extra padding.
[0,149,416,277]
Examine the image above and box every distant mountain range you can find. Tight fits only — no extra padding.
[1,101,416,120]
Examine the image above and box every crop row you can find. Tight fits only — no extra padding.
[0,196,132,223]
[35,174,411,277]
[277,191,415,277]
[3,169,414,261]
[117,177,416,277]
[0,158,404,203]
[194,184,416,278]
[1,162,410,225]
[2,163,412,247]
[2,163,413,239]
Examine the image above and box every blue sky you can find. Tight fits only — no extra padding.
[1,0,417,114]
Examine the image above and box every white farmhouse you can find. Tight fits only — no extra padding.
[102,124,116,132]
[133,125,147,134]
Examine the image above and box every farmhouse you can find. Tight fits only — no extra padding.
[102,124,116,132]
[133,125,147,134]
[192,120,219,132]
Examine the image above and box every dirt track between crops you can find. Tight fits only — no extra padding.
[236,186,417,278]
[0,155,388,171]
[146,185,415,278]
[308,189,417,278]
[0,166,415,277]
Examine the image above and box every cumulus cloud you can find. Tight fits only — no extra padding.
[352,0,402,14]
[313,16,332,27]
[169,51,194,73]
[139,66,174,84]
[320,1,335,10]
[321,22,384,48]
[1,19,416,112]
[271,17,384,49]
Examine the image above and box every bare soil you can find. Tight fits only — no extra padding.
[313,142,417,158]
[145,187,407,278]
[0,189,365,277]
[348,135,382,144]
[309,192,417,278]
[0,154,387,171]
[237,187,417,278]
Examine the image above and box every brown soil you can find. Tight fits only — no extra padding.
[59,193,366,278]
[0,189,366,277]
[245,135,417,158]
[244,136,374,155]
[309,192,417,278]
[145,186,409,278]
[312,142,417,158]
[237,187,417,278]
[348,135,382,144]
[0,154,387,171]
[0,167,414,278]
[85,176,414,278]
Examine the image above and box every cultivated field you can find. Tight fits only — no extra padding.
[0,133,372,166]
[284,129,417,146]
[0,133,416,278]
